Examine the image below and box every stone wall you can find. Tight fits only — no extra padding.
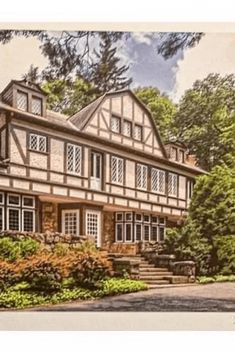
[41,202,58,232]
[102,211,115,249]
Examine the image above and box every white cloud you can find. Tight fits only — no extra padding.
[173,33,235,102]
[131,32,154,45]
[0,37,48,91]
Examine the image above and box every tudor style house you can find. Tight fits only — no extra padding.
[0,79,204,253]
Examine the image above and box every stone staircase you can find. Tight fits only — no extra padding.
[136,255,190,288]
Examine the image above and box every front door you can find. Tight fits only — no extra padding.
[85,210,101,247]
[90,152,102,191]
[62,209,80,236]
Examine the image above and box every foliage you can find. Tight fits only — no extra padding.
[213,236,235,275]
[134,86,177,141]
[70,252,110,289]
[96,278,147,297]
[53,243,70,257]
[0,237,40,262]
[0,260,17,292]
[73,240,99,253]
[157,32,204,59]
[197,275,235,284]
[16,254,71,292]
[174,73,235,170]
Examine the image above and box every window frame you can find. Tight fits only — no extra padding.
[32,95,43,116]
[111,155,124,185]
[29,133,48,153]
[7,193,20,207]
[136,163,148,190]
[22,209,35,232]
[168,172,178,197]
[22,195,35,209]
[134,223,142,242]
[111,115,121,134]
[151,168,166,194]
[7,207,21,231]
[0,206,4,231]
[115,223,123,242]
[134,124,143,142]
[123,119,132,137]
[16,90,28,112]
[66,143,82,176]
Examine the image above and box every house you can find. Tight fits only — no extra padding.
[0,79,204,254]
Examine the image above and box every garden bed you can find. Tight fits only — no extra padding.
[197,275,235,284]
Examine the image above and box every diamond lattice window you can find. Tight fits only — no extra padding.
[67,144,82,175]
[17,91,28,111]
[123,120,132,137]
[111,156,124,184]
[29,134,47,153]
[32,97,42,115]
[168,173,178,196]
[151,168,165,194]
[136,164,147,190]
[134,125,142,141]
[111,116,121,133]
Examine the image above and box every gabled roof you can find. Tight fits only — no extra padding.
[0,79,47,97]
[68,89,168,158]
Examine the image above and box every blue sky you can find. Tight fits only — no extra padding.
[1,32,235,102]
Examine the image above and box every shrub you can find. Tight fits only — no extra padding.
[0,237,40,262]
[73,240,98,253]
[213,236,235,275]
[0,260,17,292]
[0,289,47,309]
[17,254,71,292]
[70,252,110,289]
[53,243,70,256]
[96,278,147,297]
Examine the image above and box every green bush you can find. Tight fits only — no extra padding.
[0,289,47,309]
[70,252,110,289]
[197,274,235,284]
[96,278,147,297]
[0,260,17,292]
[0,237,40,262]
[213,236,235,275]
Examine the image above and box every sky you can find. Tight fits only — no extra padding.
[1,32,235,102]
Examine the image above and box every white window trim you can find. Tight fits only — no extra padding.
[143,224,150,242]
[111,156,124,185]
[0,192,4,205]
[124,223,133,243]
[7,207,21,231]
[0,206,4,231]
[143,214,150,223]
[67,143,82,176]
[22,209,35,232]
[115,223,123,243]
[7,193,20,207]
[151,216,158,224]
[22,196,35,209]
[134,223,142,242]
[85,210,101,247]
[135,213,142,222]
[136,164,148,190]
[151,225,158,242]
[151,168,166,195]
[125,212,133,222]
[115,212,123,222]
[29,133,47,153]
[61,209,80,236]
[168,172,178,197]
[158,226,166,242]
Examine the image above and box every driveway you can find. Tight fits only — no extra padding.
[32,282,235,312]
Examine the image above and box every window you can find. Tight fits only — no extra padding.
[134,124,143,141]
[168,173,178,197]
[123,120,132,137]
[67,144,82,175]
[170,147,177,160]
[32,96,42,116]
[136,164,147,190]
[22,210,35,232]
[135,224,142,241]
[151,226,158,241]
[22,196,35,208]
[151,216,158,224]
[116,213,123,222]
[17,91,28,111]
[111,156,124,184]
[125,213,132,221]
[144,215,150,223]
[135,213,142,222]
[144,225,150,241]
[111,116,121,133]
[125,223,133,242]
[187,180,194,199]
[86,210,101,246]
[8,194,20,206]
[0,207,4,231]
[29,134,47,153]
[0,193,4,204]
[159,227,165,242]
[62,210,79,236]
[8,208,20,231]
[151,168,165,194]
[116,223,123,242]
[179,150,185,163]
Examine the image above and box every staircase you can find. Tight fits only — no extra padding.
[136,255,190,288]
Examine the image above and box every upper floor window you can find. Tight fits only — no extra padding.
[179,150,185,163]
[136,164,147,190]
[168,172,178,197]
[67,143,82,175]
[151,168,165,194]
[29,133,47,153]
[170,147,177,161]
[187,180,194,200]
[111,116,121,133]
[111,156,124,185]
[32,96,42,116]
[123,120,132,137]
[17,91,28,112]
[134,124,143,141]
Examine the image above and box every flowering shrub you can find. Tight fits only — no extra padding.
[0,260,16,292]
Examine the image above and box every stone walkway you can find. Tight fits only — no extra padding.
[33,282,235,312]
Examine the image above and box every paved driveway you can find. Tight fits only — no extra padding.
[33,282,235,312]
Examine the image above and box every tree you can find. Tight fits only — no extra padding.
[42,79,98,115]
[89,32,132,93]
[22,65,41,84]
[157,32,204,59]
[173,73,235,170]
[134,86,177,141]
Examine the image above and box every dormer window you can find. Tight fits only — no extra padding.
[32,96,42,116]
[123,120,132,137]
[170,147,177,161]
[134,124,143,141]
[111,116,121,133]
[16,91,28,111]
[179,149,185,163]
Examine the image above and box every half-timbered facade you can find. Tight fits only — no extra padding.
[0,79,204,253]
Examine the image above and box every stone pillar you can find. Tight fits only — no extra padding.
[41,202,58,232]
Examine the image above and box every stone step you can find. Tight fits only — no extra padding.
[139,266,169,272]
[139,275,172,280]
[144,279,170,285]
[139,271,173,276]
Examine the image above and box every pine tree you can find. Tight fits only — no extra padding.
[89,32,132,93]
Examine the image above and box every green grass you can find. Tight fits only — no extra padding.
[0,278,147,309]
[197,275,235,284]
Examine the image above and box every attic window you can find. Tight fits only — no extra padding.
[111,116,121,133]
[134,124,143,141]
[16,91,28,111]
[170,147,177,161]
[32,96,42,116]
[123,120,132,137]
[179,150,185,163]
